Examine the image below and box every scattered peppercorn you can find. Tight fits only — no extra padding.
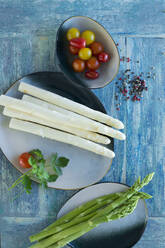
[115,45,156,111]
[114,68,155,110]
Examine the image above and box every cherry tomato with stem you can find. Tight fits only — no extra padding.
[89,42,104,55]
[69,38,86,49]
[72,58,85,72]
[19,152,32,169]
[98,52,110,63]
[69,45,79,55]
[81,30,95,45]
[67,28,80,40]
[78,48,92,60]
[85,70,99,79]
[86,56,100,70]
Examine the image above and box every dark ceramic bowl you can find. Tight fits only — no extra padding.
[56,16,120,89]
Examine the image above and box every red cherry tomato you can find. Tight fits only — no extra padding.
[86,56,100,70]
[89,42,104,55]
[70,38,86,49]
[69,45,79,55]
[85,70,99,79]
[19,152,32,168]
[72,59,85,72]
[98,52,110,63]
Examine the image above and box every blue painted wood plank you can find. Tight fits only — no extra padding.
[0,1,165,247]
[124,37,165,217]
[134,217,165,247]
[0,35,58,94]
[0,0,165,36]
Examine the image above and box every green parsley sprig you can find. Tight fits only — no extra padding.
[8,149,69,195]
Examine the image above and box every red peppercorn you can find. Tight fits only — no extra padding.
[126,58,130,62]
[119,77,122,80]
[133,95,137,101]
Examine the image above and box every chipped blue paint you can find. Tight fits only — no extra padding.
[0,0,165,247]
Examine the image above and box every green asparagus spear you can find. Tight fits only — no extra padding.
[50,196,140,248]
[29,173,153,248]
[29,192,120,242]
[30,191,151,243]
[35,194,141,248]
[30,193,122,242]
[31,173,153,242]
[90,173,154,221]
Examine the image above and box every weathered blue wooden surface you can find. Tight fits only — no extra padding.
[0,1,165,247]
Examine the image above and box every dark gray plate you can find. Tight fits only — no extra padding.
[58,182,148,248]
[0,72,114,190]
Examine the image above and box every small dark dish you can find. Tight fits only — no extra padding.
[56,16,120,89]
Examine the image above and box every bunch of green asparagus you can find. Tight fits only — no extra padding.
[29,173,154,248]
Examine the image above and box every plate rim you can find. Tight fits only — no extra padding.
[57,181,148,248]
[0,71,113,190]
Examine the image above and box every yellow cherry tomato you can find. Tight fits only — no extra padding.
[67,28,80,40]
[78,48,92,60]
[81,30,95,45]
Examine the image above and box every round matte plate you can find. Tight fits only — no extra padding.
[58,183,147,248]
[0,72,113,190]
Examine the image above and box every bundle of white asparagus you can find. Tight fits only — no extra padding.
[0,82,126,159]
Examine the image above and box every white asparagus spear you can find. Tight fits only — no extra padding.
[22,95,115,141]
[3,107,110,145]
[19,82,124,129]
[9,118,115,159]
[0,95,125,140]
[22,95,90,122]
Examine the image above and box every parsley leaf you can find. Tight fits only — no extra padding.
[28,156,37,167]
[29,149,44,160]
[53,166,63,176]
[50,153,58,165]
[48,174,58,182]
[22,175,32,194]
[55,157,69,167]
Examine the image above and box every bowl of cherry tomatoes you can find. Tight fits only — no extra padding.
[56,16,120,88]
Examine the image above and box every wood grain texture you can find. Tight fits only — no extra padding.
[0,0,165,247]
[0,0,165,36]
